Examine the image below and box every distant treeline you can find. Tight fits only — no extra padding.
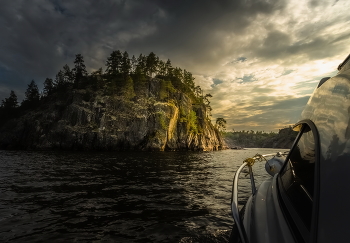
[0,51,214,126]
[223,127,298,148]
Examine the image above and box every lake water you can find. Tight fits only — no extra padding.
[0,148,284,242]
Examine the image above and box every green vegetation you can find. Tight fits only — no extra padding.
[188,110,199,134]
[159,80,175,101]
[156,112,167,130]
[223,127,298,148]
[0,51,212,133]
[224,130,275,147]
[215,118,226,133]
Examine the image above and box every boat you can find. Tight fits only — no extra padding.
[229,53,350,243]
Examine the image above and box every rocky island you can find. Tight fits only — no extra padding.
[0,52,224,151]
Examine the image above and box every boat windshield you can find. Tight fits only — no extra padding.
[279,124,316,233]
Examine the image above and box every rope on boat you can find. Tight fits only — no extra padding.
[242,152,288,177]
[243,153,268,166]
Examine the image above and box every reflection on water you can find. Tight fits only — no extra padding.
[0,148,281,242]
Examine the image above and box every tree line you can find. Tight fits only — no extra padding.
[223,127,298,148]
[1,51,214,125]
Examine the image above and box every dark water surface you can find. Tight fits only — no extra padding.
[0,148,281,242]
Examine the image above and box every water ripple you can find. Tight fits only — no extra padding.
[0,148,281,242]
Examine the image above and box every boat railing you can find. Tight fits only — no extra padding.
[231,152,288,243]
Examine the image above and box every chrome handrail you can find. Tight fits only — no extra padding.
[231,161,250,243]
[231,152,289,243]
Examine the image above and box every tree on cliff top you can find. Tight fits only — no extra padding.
[73,54,87,88]
[165,59,173,76]
[54,70,65,90]
[63,64,74,83]
[16,51,208,116]
[204,93,213,117]
[121,51,131,79]
[146,52,159,77]
[24,80,40,102]
[1,90,18,109]
[183,69,195,92]
[21,80,40,109]
[216,118,226,133]
[105,50,122,76]
[0,90,19,124]
[43,78,54,96]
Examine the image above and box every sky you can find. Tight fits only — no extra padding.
[0,0,349,132]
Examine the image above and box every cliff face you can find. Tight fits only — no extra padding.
[0,79,224,151]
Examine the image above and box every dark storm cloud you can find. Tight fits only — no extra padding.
[0,0,166,98]
[0,0,288,100]
[131,0,287,69]
[257,35,338,62]
[132,0,282,41]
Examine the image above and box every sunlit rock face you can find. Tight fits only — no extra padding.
[0,79,224,151]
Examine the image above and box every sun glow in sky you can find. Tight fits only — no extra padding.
[0,0,349,131]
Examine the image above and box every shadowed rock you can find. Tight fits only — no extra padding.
[0,78,224,151]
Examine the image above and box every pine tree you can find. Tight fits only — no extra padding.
[194,86,202,98]
[204,94,213,117]
[72,54,87,87]
[105,50,122,76]
[63,64,73,83]
[203,93,212,105]
[24,80,40,102]
[121,51,131,79]
[43,78,54,96]
[165,59,173,76]
[54,70,65,89]
[90,68,105,90]
[158,60,167,76]
[122,76,136,99]
[146,52,159,77]
[216,118,227,132]
[173,67,183,81]
[136,54,146,75]
[183,70,195,91]
[0,90,19,122]
[1,90,18,109]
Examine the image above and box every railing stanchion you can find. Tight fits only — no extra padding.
[231,162,249,243]
[248,166,256,195]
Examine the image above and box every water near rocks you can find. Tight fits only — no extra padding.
[0,148,283,242]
